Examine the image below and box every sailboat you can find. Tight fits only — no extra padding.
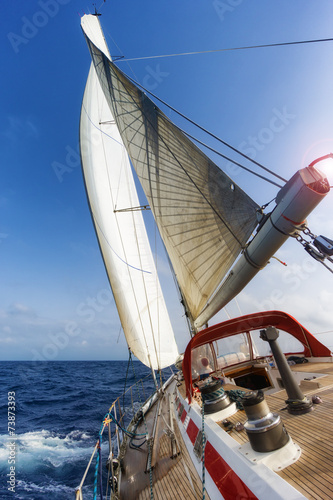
[76,13,333,500]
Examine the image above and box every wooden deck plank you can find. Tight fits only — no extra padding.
[120,381,209,499]
[216,362,333,500]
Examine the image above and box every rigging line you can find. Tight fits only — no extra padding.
[107,60,247,248]
[122,73,287,184]
[168,116,283,188]
[118,37,333,62]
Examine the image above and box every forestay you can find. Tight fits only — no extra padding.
[81,14,259,325]
[80,63,178,369]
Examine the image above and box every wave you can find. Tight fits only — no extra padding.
[0,361,156,499]
[16,479,75,497]
[0,429,102,469]
[0,429,109,499]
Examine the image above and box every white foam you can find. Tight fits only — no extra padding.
[0,429,104,469]
[17,479,75,495]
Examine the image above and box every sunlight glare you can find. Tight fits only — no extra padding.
[317,157,333,178]
[309,153,333,180]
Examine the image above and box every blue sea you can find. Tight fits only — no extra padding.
[0,361,161,499]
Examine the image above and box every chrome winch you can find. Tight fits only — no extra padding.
[242,390,289,453]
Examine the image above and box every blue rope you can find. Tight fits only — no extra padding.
[98,438,103,500]
[107,411,146,438]
[226,389,246,409]
[201,387,225,403]
[202,403,206,500]
[93,437,101,500]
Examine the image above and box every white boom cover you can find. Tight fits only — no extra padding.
[80,63,179,369]
[81,15,259,325]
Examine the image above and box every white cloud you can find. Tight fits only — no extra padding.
[0,300,126,361]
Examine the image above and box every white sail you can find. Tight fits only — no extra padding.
[81,15,260,324]
[80,63,179,369]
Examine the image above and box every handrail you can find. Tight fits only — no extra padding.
[75,440,99,498]
[74,369,174,499]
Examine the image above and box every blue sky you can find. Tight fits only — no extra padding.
[1,0,333,361]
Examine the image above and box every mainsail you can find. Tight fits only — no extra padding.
[80,62,179,369]
[81,15,260,325]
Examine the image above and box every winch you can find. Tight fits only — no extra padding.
[242,390,289,452]
[200,379,232,414]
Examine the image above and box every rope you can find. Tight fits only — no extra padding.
[98,440,103,500]
[118,37,333,62]
[92,409,148,498]
[201,387,226,404]
[93,437,101,500]
[176,123,283,188]
[106,411,147,438]
[226,389,247,410]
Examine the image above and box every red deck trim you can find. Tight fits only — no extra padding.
[180,409,187,423]
[183,413,258,499]
[186,419,199,445]
[205,441,258,499]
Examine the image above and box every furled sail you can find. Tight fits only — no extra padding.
[81,15,259,325]
[80,63,179,369]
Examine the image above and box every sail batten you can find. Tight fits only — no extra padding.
[82,14,259,324]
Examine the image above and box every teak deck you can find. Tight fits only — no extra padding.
[119,381,209,500]
[222,362,333,500]
[120,362,333,499]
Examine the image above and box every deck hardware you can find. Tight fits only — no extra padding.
[260,327,313,414]
[242,390,289,452]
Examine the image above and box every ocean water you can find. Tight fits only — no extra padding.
[0,361,162,499]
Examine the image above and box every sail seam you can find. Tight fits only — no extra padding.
[113,64,247,247]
